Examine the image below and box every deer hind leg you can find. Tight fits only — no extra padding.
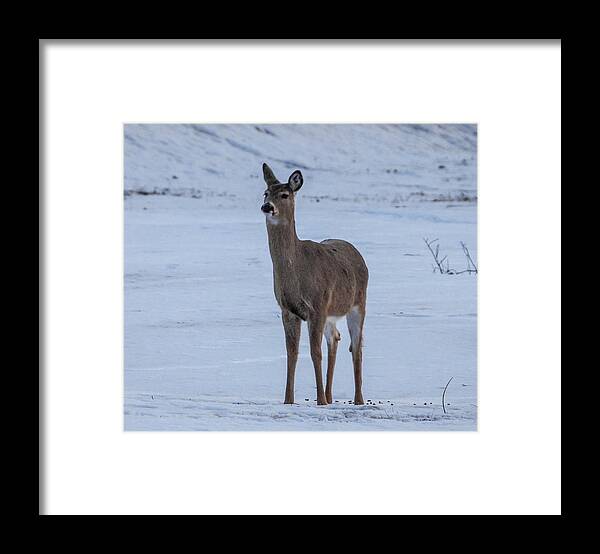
[282,310,301,404]
[324,320,341,404]
[347,305,365,405]
[308,315,328,406]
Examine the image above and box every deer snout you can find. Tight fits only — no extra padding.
[261,202,274,214]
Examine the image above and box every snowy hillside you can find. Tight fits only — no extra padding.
[124,124,477,431]
[125,124,477,204]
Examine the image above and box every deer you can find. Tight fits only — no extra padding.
[260,163,369,406]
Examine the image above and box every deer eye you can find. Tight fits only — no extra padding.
[280,193,289,199]
[263,192,268,199]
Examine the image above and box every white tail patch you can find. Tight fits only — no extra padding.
[324,318,341,344]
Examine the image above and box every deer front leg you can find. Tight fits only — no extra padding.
[282,310,301,404]
[308,315,327,406]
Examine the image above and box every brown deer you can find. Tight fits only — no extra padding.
[260,163,369,406]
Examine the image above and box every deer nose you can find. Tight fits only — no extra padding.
[261,202,274,214]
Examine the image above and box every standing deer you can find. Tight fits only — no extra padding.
[260,163,369,406]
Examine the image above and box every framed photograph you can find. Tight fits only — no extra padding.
[41,39,561,515]
[124,123,478,431]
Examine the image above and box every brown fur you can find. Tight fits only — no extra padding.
[261,163,368,405]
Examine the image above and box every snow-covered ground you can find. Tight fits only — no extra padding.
[124,124,477,431]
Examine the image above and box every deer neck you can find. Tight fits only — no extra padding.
[266,215,299,272]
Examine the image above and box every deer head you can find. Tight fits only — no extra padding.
[260,163,303,224]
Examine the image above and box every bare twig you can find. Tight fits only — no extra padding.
[442,376,454,414]
[460,241,478,274]
[424,238,448,274]
[424,238,478,275]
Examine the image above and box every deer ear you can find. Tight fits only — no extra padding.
[288,170,303,192]
[262,163,279,187]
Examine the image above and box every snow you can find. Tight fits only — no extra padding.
[124,124,477,431]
